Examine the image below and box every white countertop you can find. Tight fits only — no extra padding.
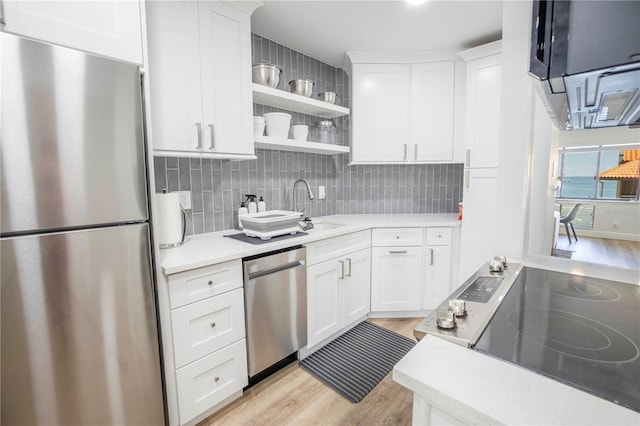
[393,335,640,425]
[159,214,460,275]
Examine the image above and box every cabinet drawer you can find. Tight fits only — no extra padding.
[425,227,452,246]
[176,339,248,425]
[171,288,245,368]
[167,260,242,308]
[371,228,423,246]
[306,230,371,265]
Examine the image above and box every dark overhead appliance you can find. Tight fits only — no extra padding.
[529,0,640,131]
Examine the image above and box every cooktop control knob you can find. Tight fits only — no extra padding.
[489,260,504,272]
[436,310,457,329]
[449,299,467,317]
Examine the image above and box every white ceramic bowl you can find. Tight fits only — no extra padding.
[263,112,291,139]
[291,124,309,141]
[253,116,265,137]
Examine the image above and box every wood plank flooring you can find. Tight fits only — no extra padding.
[199,318,422,426]
[555,236,640,270]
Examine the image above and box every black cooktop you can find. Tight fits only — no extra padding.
[474,267,640,413]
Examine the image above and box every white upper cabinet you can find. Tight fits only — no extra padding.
[348,53,461,164]
[411,61,456,162]
[1,0,143,64]
[146,1,257,158]
[458,42,502,168]
[351,63,410,162]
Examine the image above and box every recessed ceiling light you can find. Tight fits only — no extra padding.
[406,0,428,5]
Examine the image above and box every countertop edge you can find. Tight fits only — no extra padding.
[159,214,461,275]
[393,335,640,426]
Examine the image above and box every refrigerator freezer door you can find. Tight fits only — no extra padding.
[1,224,165,425]
[1,33,148,235]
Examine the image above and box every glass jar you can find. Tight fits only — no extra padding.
[310,119,336,145]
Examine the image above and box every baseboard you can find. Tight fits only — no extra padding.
[559,229,640,241]
[368,310,432,319]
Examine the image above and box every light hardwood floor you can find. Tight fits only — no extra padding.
[555,235,640,270]
[199,317,423,426]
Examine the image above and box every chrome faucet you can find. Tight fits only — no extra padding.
[292,178,315,213]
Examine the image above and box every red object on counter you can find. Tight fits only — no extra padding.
[458,202,463,220]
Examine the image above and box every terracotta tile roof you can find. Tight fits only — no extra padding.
[622,149,640,161]
[599,159,640,180]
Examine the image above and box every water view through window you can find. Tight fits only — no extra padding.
[559,148,640,200]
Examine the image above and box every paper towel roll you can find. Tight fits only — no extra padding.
[156,192,184,248]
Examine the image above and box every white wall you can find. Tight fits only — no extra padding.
[494,0,535,261]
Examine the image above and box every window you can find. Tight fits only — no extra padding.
[558,146,640,200]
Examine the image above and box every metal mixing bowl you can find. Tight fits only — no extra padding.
[252,64,282,88]
[288,79,314,97]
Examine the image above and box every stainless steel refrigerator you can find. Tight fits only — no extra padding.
[1,33,165,425]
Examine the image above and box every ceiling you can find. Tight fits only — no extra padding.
[251,0,504,68]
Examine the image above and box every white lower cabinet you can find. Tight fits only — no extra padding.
[163,260,247,425]
[175,339,247,424]
[371,246,423,311]
[306,231,372,348]
[423,228,453,310]
[371,228,424,312]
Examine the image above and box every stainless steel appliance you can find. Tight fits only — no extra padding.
[243,246,307,380]
[529,0,640,130]
[1,33,165,425]
[416,261,640,413]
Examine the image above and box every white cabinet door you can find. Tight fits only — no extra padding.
[198,1,254,155]
[146,1,203,152]
[411,61,455,162]
[343,248,371,325]
[459,168,498,281]
[464,53,502,168]
[1,0,143,64]
[351,64,410,162]
[146,0,254,155]
[423,245,452,310]
[307,259,342,348]
[371,246,423,311]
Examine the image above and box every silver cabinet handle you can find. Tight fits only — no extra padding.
[430,248,434,265]
[414,144,418,161]
[465,149,471,167]
[208,123,215,150]
[389,250,407,254]
[338,260,344,279]
[403,144,407,160]
[195,122,203,149]
[214,376,220,382]
[207,280,213,286]
[210,322,216,328]
[465,170,470,189]
[346,258,352,277]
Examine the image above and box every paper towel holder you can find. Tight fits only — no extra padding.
[158,189,187,249]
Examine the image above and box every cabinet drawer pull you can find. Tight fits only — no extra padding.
[403,144,407,160]
[389,250,407,254]
[465,149,471,167]
[210,322,216,328]
[208,123,215,150]
[207,280,213,286]
[346,258,352,277]
[465,170,470,189]
[430,248,434,265]
[195,122,203,150]
[414,144,418,160]
[214,376,220,382]
[338,260,344,279]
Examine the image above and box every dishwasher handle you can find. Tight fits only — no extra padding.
[246,259,305,281]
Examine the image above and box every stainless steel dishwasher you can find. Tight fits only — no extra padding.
[243,246,307,380]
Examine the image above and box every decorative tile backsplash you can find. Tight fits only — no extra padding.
[153,35,464,235]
